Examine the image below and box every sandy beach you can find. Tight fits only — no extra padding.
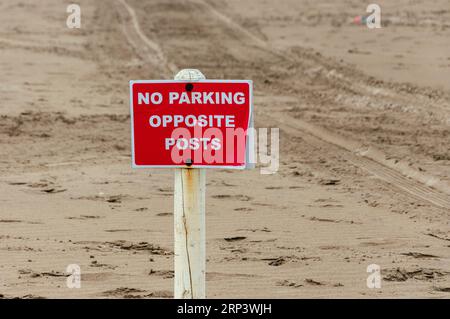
[0,0,449,298]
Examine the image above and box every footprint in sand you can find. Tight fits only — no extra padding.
[102,287,171,298]
[66,215,103,220]
[212,194,252,201]
[383,268,449,282]
[148,269,174,278]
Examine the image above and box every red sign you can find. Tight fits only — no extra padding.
[130,80,253,168]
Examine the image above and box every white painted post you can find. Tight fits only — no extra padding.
[173,69,206,299]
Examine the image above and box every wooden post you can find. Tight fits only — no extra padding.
[173,69,206,299]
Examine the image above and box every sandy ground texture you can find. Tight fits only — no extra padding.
[0,0,449,298]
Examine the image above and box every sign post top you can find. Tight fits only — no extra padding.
[174,69,206,81]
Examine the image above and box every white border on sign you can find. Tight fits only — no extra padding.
[129,79,253,169]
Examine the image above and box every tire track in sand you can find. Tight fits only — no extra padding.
[273,114,450,209]
[192,0,450,209]
[115,0,450,210]
[194,0,450,116]
[115,0,178,75]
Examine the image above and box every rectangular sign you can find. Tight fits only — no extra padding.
[130,80,253,168]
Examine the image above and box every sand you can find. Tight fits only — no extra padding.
[0,0,449,298]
